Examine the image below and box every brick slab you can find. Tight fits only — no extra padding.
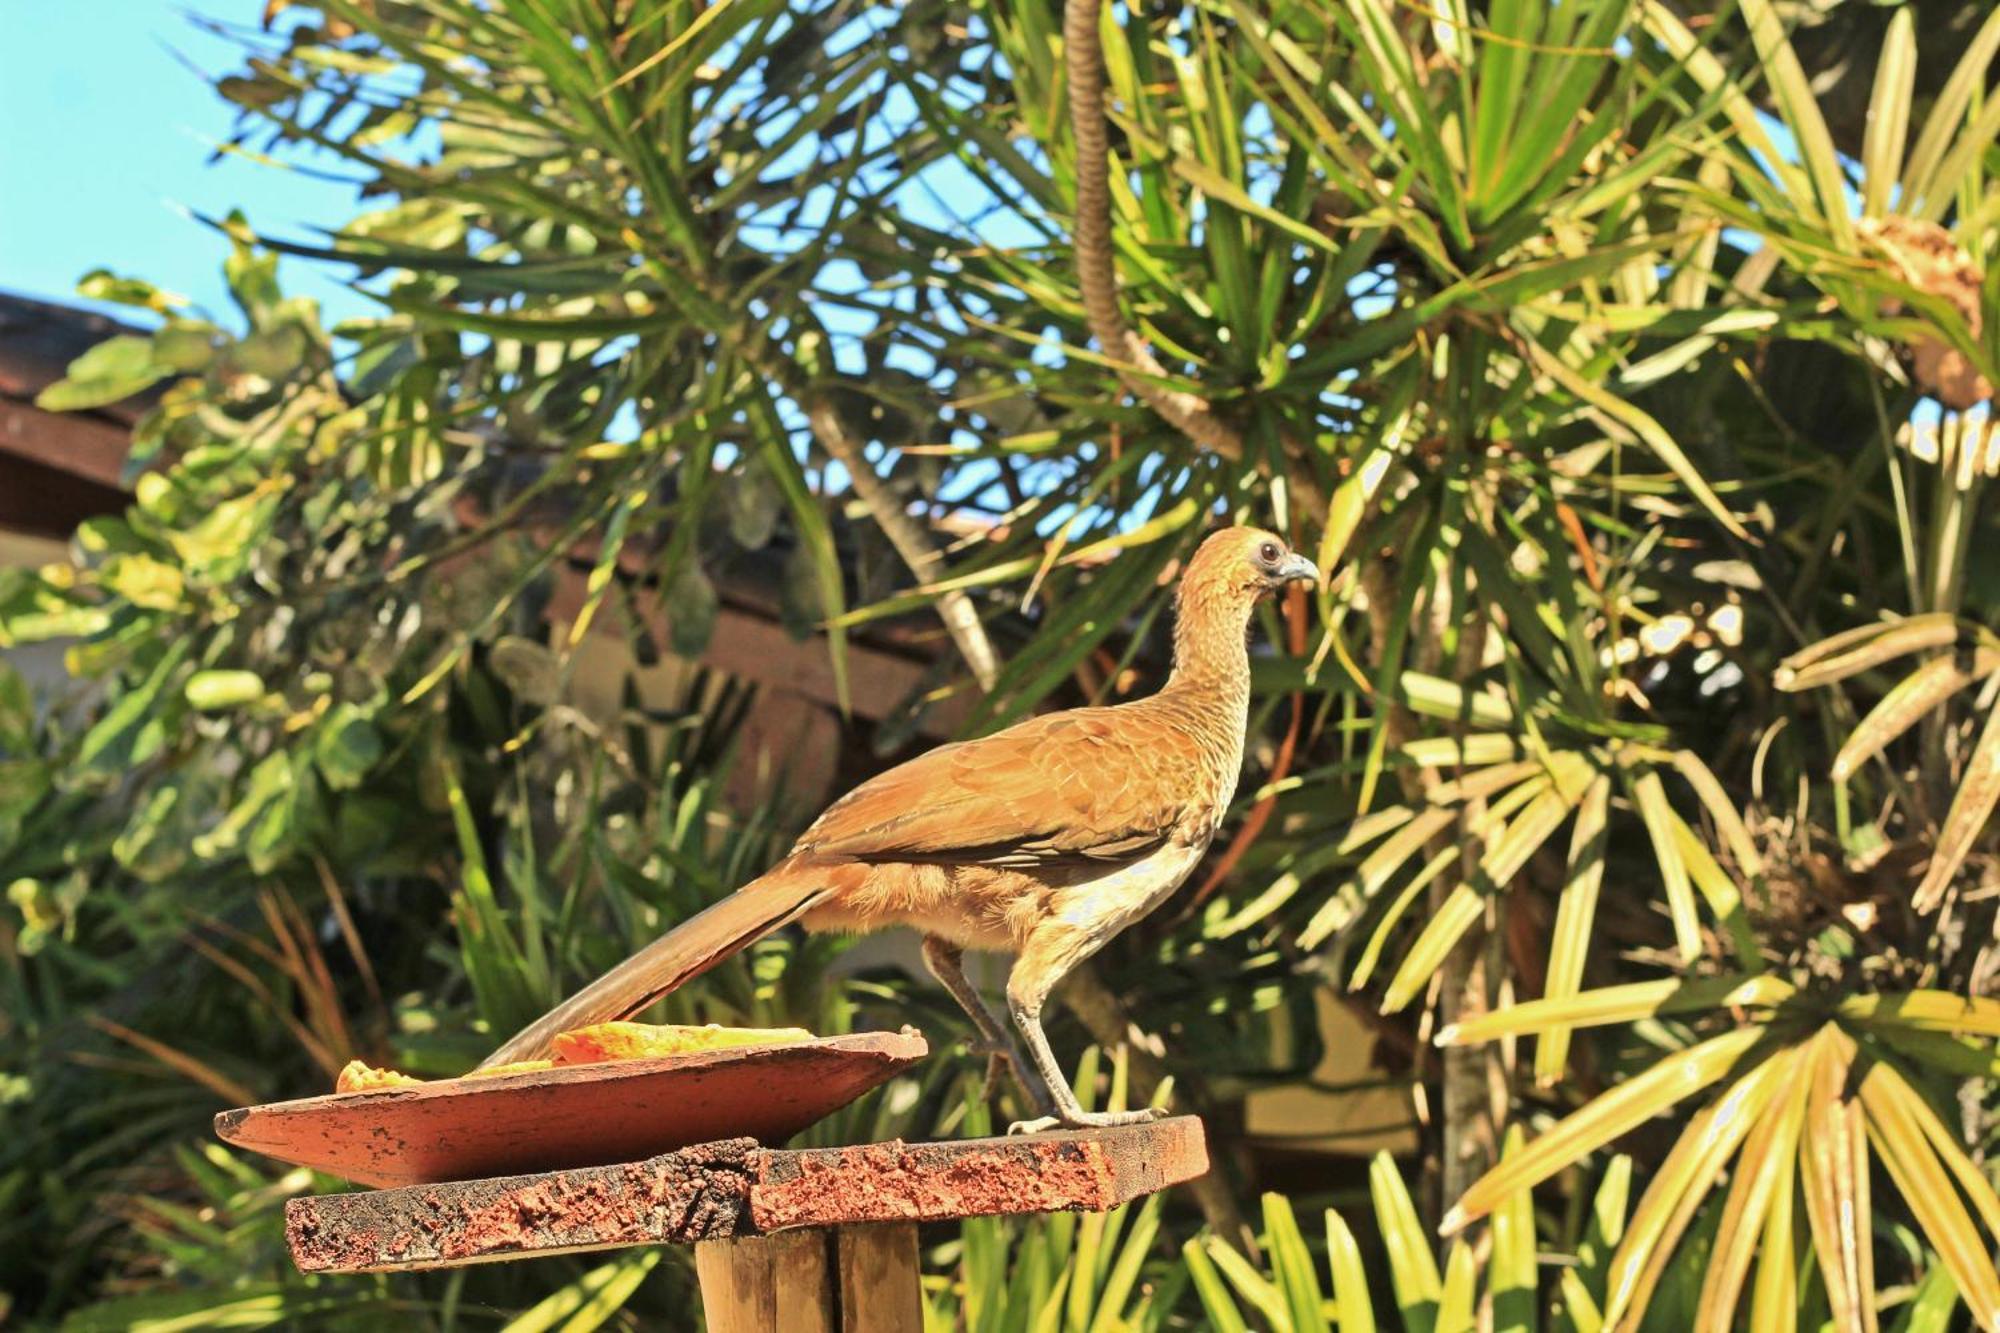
[282,1119,1208,1273]
[285,1138,757,1272]
[750,1118,1209,1231]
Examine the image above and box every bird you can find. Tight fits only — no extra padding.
[478,526,1320,1131]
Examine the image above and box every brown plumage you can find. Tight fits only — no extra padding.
[480,526,1319,1130]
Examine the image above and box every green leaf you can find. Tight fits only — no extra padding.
[1860,9,1916,217]
[1858,1061,2000,1325]
[75,268,185,312]
[1198,1233,1291,1330]
[1576,1156,1631,1316]
[191,751,293,863]
[1325,1208,1376,1333]
[1897,1262,1964,1333]
[35,335,170,411]
[227,324,310,379]
[726,459,783,550]
[101,555,186,611]
[663,559,719,659]
[1442,975,1791,1046]
[1446,1027,1769,1234]
[315,705,384,791]
[440,756,540,1026]
[1900,5,2000,212]
[1627,770,1698,963]
[1490,1125,1538,1333]
[1263,1192,1330,1333]
[1182,1238,1253,1333]
[59,1287,380,1331]
[1436,1241,1477,1333]
[1735,0,1853,248]
[1370,1151,1441,1329]
[499,1250,663,1333]
[78,641,188,776]
[0,660,32,749]
[167,487,279,572]
[1535,774,1608,1083]
[566,486,645,650]
[1522,337,1747,540]
[223,234,282,325]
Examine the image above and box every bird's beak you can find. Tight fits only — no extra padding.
[1276,552,1319,585]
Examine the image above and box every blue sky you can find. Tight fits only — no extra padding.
[0,3,368,326]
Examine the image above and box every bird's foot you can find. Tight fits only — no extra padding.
[1007,1105,1169,1135]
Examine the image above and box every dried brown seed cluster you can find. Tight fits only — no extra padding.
[1859,215,1991,410]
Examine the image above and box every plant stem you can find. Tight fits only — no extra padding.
[1062,0,1242,458]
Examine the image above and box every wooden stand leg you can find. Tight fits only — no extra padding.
[695,1223,917,1332]
[835,1222,921,1333]
[694,1231,832,1333]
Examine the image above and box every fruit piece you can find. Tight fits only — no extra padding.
[462,1059,554,1079]
[550,1021,814,1066]
[334,1060,425,1093]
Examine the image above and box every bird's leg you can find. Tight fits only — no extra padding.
[1003,946,1169,1135]
[921,935,1054,1117]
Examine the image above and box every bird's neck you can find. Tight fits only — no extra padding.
[1164,588,1255,708]
[1158,587,1255,815]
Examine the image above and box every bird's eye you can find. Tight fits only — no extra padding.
[1257,541,1281,565]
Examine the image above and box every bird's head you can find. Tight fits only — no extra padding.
[1182,526,1320,604]
[1166,527,1318,685]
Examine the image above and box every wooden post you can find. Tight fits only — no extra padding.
[693,1230,832,1333]
[835,1223,921,1333]
[694,1223,918,1333]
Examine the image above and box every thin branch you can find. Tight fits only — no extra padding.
[736,336,1004,693]
[802,392,1002,691]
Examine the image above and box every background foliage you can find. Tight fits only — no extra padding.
[4,0,2000,1326]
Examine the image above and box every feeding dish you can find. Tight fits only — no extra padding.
[215,1029,928,1189]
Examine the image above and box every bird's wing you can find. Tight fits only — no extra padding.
[796,705,1199,865]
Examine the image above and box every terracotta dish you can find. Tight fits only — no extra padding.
[215,1029,928,1188]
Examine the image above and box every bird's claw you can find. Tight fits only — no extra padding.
[1007,1105,1170,1135]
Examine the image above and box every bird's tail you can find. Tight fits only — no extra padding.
[476,864,833,1068]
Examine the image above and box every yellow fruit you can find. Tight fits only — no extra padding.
[550,1021,814,1066]
[334,1060,425,1093]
